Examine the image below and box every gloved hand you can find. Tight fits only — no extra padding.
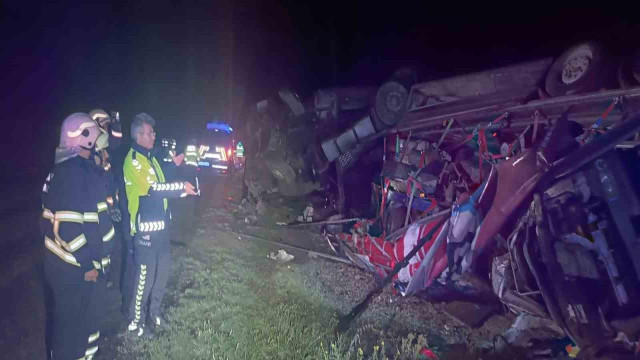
[110,111,120,124]
[111,119,122,134]
[110,111,122,134]
[108,204,122,223]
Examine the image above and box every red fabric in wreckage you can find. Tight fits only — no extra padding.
[342,220,446,284]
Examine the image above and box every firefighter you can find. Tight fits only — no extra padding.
[88,108,137,316]
[41,113,107,360]
[172,138,200,242]
[89,109,123,289]
[124,113,196,338]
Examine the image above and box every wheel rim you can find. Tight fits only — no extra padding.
[561,46,593,85]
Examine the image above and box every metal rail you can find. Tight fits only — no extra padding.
[396,87,640,135]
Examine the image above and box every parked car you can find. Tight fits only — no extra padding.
[197,122,235,175]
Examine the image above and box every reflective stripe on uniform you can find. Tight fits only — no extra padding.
[138,220,165,232]
[84,212,99,223]
[103,226,115,242]
[97,202,108,213]
[43,208,54,221]
[64,233,87,252]
[88,331,100,343]
[55,211,84,223]
[152,182,184,192]
[132,264,147,325]
[93,260,102,270]
[45,237,80,267]
[101,257,110,268]
[85,346,98,356]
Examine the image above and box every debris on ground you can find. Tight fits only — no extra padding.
[268,249,295,262]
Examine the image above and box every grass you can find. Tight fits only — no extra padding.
[121,233,438,360]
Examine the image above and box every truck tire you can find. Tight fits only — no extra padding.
[545,42,610,97]
[264,155,297,184]
[374,81,409,127]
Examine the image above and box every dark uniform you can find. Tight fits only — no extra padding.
[123,142,186,335]
[98,123,128,298]
[84,162,118,351]
[41,156,110,360]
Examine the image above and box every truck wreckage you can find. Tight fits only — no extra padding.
[240,42,640,358]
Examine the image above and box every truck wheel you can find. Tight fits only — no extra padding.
[545,42,610,97]
[264,156,297,184]
[374,81,409,127]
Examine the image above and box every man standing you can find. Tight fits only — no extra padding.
[177,137,200,236]
[41,113,106,360]
[123,113,196,338]
[89,108,124,289]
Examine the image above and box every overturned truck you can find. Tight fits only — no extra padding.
[240,70,416,219]
[243,42,640,358]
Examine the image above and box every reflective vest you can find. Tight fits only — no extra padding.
[123,143,188,235]
[184,144,199,167]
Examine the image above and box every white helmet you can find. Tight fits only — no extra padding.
[89,108,110,129]
[59,113,101,150]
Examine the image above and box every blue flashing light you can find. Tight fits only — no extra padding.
[206,122,233,133]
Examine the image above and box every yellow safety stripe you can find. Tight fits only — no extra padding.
[93,261,102,270]
[45,237,80,267]
[101,257,110,267]
[88,331,100,343]
[186,161,198,167]
[84,212,99,223]
[65,233,87,252]
[55,211,84,224]
[43,208,54,221]
[97,202,108,213]
[102,226,115,242]
[85,346,98,356]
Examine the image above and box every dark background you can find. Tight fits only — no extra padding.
[1,1,638,185]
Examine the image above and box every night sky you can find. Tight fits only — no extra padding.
[1,1,638,184]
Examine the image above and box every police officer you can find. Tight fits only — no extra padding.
[41,113,109,360]
[184,138,199,168]
[123,113,196,338]
[177,138,200,234]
